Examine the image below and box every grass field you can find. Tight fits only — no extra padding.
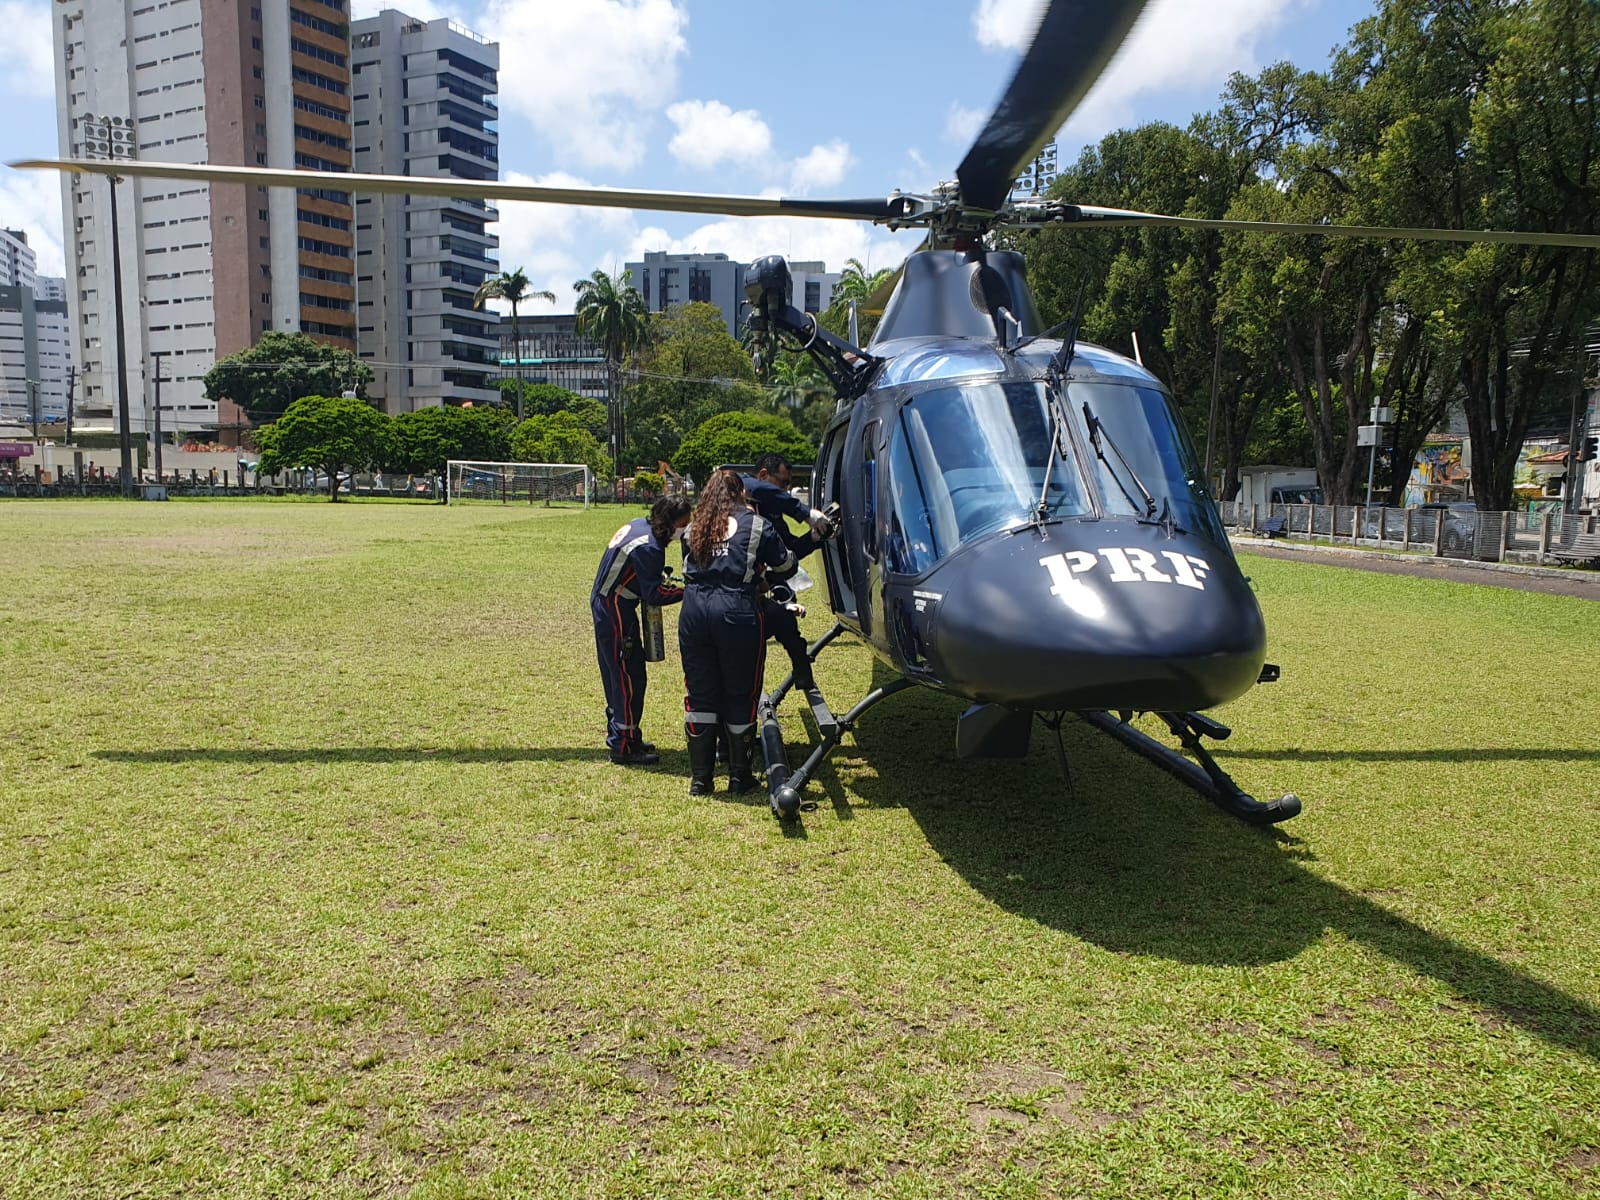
[2,498,1598,1199]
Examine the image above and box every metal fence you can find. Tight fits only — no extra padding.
[1218,501,1600,567]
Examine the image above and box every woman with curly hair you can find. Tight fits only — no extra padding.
[679,469,798,795]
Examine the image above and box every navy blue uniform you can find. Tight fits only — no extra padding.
[592,517,683,755]
[741,472,818,559]
[740,473,821,689]
[680,509,798,737]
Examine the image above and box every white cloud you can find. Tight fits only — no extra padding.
[481,0,688,173]
[350,0,468,20]
[945,103,985,146]
[787,141,852,193]
[666,100,773,169]
[0,1,55,98]
[624,216,921,283]
[0,167,65,276]
[488,171,638,309]
[971,0,1047,52]
[1061,0,1294,137]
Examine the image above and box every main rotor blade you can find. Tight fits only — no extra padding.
[1059,205,1600,249]
[10,158,898,223]
[956,0,1150,214]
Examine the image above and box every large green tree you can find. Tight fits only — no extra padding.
[573,269,650,478]
[510,411,609,483]
[1338,0,1600,509]
[673,410,812,487]
[254,394,389,502]
[385,404,516,476]
[205,331,372,425]
[625,302,764,471]
[495,381,607,440]
[475,268,555,420]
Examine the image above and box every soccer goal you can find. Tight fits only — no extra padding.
[445,460,592,508]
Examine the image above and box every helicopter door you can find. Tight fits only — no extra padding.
[815,412,857,620]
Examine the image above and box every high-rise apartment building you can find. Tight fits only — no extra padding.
[1,229,40,292]
[53,0,354,437]
[351,11,500,412]
[0,286,73,428]
[0,229,72,427]
[628,251,840,337]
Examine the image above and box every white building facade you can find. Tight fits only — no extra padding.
[628,251,839,337]
[351,12,499,411]
[53,0,354,441]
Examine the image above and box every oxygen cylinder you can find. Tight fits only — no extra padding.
[641,603,666,662]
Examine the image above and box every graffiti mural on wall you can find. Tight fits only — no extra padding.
[1403,441,1469,508]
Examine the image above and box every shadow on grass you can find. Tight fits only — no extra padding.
[828,676,1600,1065]
[94,746,620,764]
[1222,747,1600,762]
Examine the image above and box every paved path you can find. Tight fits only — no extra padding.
[1233,537,1600,602]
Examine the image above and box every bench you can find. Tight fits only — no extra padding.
[1552,531,1600,566]
[1255,515,1288,538]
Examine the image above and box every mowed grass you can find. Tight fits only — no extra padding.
[1,498,1597,1199]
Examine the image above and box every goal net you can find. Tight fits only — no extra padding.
[445,460,592,508]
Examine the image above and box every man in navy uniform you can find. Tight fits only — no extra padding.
[738,453,838,693]
[591,496,692,766]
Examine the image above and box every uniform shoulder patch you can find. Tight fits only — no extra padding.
[608,523,633,549]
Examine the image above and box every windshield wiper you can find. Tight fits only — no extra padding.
[1081,400,1157,519]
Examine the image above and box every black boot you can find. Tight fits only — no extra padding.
[686,723,717,796]
[725,726,760,795]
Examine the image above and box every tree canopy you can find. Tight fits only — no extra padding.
[253,394,388,501]
[1010,0,1600,507]
[204,332,372,425]
[673,410,812,487]
[387,404,516,476]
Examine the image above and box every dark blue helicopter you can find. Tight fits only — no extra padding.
[20,0,1598,823]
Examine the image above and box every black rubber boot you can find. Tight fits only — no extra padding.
[725,726,760,795]
[686,723,717,796]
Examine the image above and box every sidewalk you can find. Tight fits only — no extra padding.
[1231,535,1600,600]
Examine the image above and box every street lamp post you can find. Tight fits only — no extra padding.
[83,113,136,495]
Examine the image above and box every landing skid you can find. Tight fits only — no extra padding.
[1079,710,1301,826]
[756,622,913,821]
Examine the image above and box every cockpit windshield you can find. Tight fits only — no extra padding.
[884,378,1090,575]
[1067,380,1227,547]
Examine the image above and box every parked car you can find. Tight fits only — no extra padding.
[1419,501,1478,551]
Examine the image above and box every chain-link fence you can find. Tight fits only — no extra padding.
[1218,501,1600,567]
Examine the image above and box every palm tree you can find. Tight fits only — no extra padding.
[474,268,555,419]
[573,269,649,479]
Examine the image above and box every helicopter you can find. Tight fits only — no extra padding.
[19,0,1600,825]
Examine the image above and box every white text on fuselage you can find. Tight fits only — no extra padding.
[1040,549,1212,597]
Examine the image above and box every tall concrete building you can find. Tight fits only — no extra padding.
[1,229,40,292]
[351,11,499,412]
[628,251,839,337]
[0,230,72,427]
[630,251,745,335]
[0,286,73,428]
[53,0,354,438]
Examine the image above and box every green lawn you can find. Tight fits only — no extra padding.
[2,499,1597,1199]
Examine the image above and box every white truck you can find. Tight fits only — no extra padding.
[1234,466,1323,509]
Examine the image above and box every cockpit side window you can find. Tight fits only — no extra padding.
[883,379,1090,573]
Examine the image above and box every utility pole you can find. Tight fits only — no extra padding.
[151,350,167,481]
[65,365,75,444]
[108,173,133,496]
[28,377,39,440]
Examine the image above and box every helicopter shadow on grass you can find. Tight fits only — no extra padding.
[831,666,1600,1064]
[93,746,620,765]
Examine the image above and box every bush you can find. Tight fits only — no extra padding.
[674,411,813,487]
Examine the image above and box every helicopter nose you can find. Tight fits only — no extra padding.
[925,522,1266,712]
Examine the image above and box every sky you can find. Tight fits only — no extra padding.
[0,0,1376,316]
